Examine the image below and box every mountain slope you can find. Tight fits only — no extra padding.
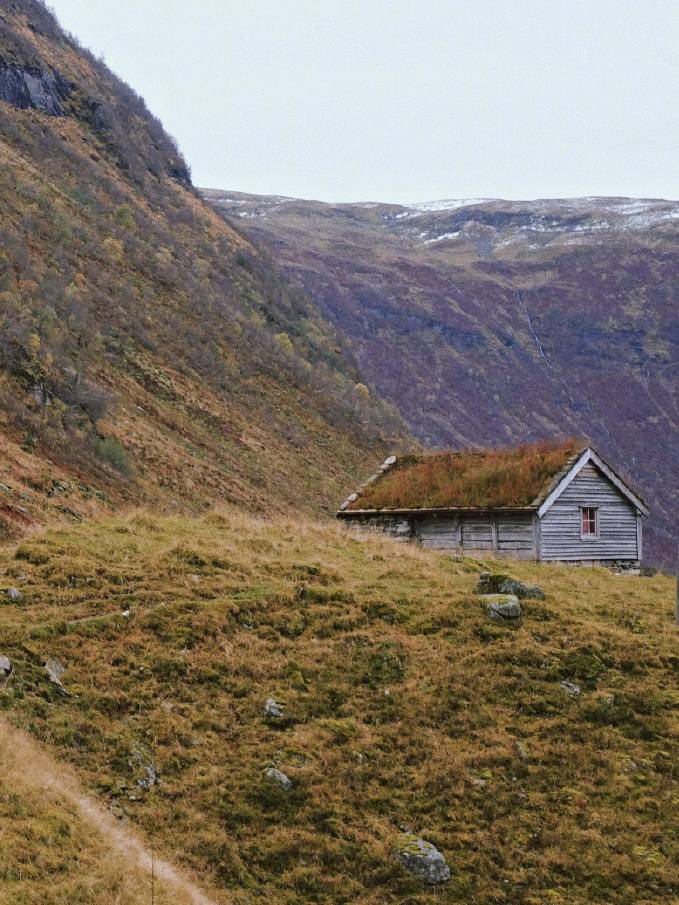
[0,1,407,540]
[203,191,679,565]
[1,510,676,903]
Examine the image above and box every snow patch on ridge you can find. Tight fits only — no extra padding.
[406,198,492,212]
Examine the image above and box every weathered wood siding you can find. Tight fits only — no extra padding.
[460,515,493,550]
[348,516,413,540]
[418,517,460,549]
[417,513,535,556]
[540,463,639,561]
[497,514,535,554]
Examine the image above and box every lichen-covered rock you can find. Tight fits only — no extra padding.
[498,578,545,600]
[394,833,451,884]
[264,767,292,790]
[263,696,285,719]
[476,572,545,599]
[482,594,522,619]
[0,656,12,677]
[475,572,510,594]
[6,587,22,603]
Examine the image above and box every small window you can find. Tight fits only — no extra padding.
[581,507,598,537]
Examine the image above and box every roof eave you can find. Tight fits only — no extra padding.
[337,505,538,519]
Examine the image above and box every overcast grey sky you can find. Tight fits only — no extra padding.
[48,0,678,203]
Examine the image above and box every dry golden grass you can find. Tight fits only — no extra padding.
[349,438,584,510]
[0,718,214,904]
[0,508,677,903]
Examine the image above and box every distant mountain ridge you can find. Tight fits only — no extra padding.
[204,189,679,565]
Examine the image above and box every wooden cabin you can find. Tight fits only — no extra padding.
[337,440,648,566]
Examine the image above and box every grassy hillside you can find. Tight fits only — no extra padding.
[0,721,200,905]
[0,1,406,541]
[0,512,676,903]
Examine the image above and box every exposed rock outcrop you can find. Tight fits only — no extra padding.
[0,60,70,115]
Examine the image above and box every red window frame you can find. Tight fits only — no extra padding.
[581,507,598,537]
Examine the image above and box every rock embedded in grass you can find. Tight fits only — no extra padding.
[0,655,12,676]
[559,680,581,697]
[475,572,545,599]
[5,587,22,602]
[498,578,545,600]
[44,658,72,697]
[264,767,292,790]
[515,740,530,760]
[263,696,285,719]
[475,572,510,594]
[481,594,522,620]
[394,833,451,884]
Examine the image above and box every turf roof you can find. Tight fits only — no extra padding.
[345,438,585,512]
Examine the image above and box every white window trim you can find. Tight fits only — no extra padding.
[580,506,600,541]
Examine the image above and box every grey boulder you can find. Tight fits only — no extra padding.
[394,834,450,884]
[498,578,545,600]
[265,767,292,790]
[6,588,22,603]
[263,696,285,719]
[0,655,12,677]
[559,680,581,697]
[482,594,522,620]
[475,572,510,594]
[45,658,72,697]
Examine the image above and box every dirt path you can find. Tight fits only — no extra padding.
[0,718,224,905]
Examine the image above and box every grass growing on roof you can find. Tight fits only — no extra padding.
[348,437,584,511]
[0,507,676,904]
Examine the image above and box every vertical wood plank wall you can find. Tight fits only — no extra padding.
[539,463,639,560]
[418,513,535,557]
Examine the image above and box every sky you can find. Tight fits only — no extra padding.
[47,0,679,203]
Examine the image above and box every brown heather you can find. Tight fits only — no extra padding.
[0,509,676,904]
[349,438,583,511]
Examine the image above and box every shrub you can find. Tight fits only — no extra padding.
[94,437,131,475]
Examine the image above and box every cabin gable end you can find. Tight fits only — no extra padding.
[538,459,642,562]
